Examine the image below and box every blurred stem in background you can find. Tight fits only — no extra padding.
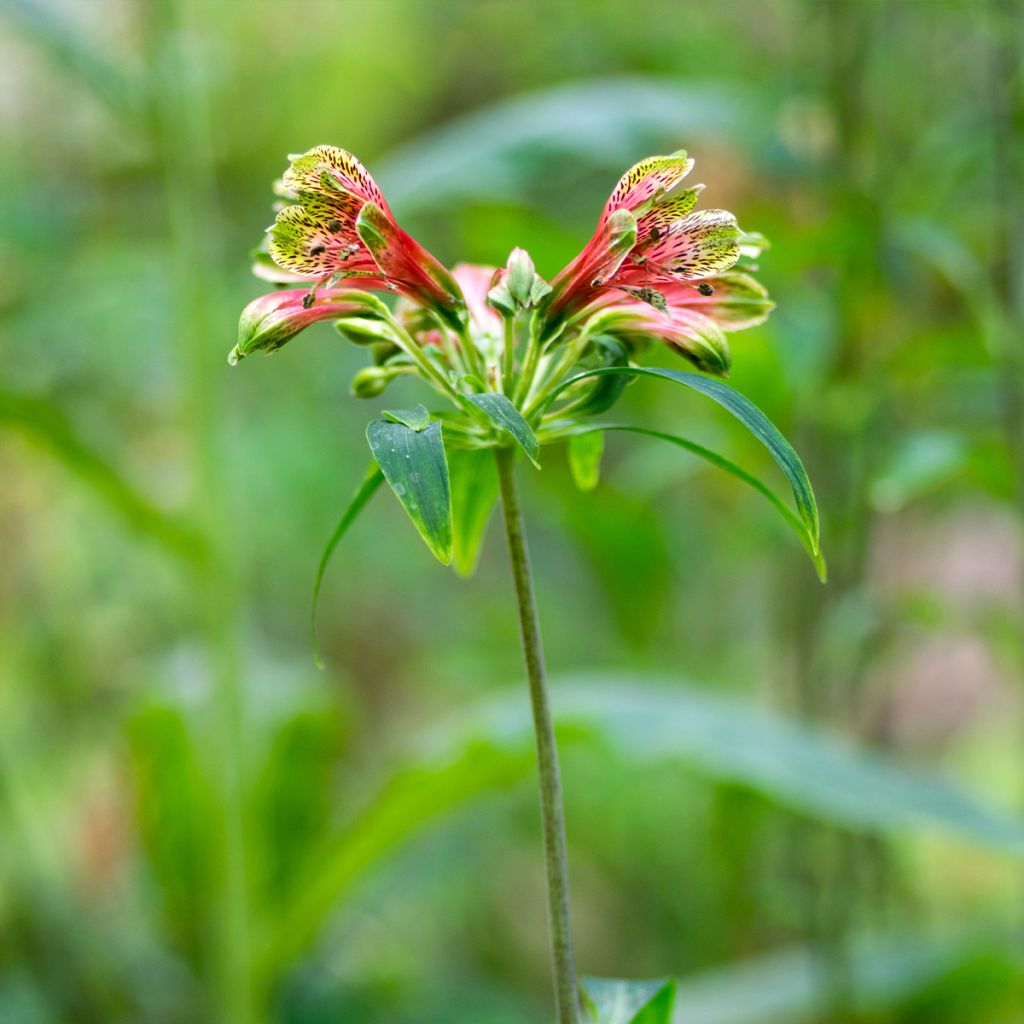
[783,3,882,1019]
[145,1,253,1021]
[494,446,581,1024]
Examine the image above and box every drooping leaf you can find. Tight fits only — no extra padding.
[366,418,453,564]
[267,680,1024,971]
[547,367,820,557]
[466,392,541,467]
[568,431,605,492]
[449,449,499,576]
[583,977,677,1024]
[311,463,385,666]
[571,424,825,579]
[382,404,431,431]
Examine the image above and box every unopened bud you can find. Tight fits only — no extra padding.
[350,365,394,398]
[506,247,536,306]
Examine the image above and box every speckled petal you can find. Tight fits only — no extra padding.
[282,145,388,212]
[604,151,695,218]
[662,272,774,331]
[641,209,742,279]
[267,204,376,278]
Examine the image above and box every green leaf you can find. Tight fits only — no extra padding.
[466,392,541,467]
[0,389,206,563]
[449,449,499,577]
[568,431,605,492]
[382,404,431,431]
[311,464,385,667]
[575,424,825,580]
[258,679,1024,974]
[583,977,677,1024]
[547,366,820,557]
[367,418,453,564]
[572,335,631,416]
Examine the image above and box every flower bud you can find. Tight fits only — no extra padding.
[506,247,536,306]
[350,365,394,398]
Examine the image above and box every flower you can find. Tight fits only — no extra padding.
[540,151,754,356]
[264,145,465,328]
[229,287,372,364]
[579,271,775,376]
[232,145,772,398]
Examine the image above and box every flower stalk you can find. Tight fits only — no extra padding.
[494,444,581,1024]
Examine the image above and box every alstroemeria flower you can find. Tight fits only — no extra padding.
[266,145,465,329]
[542,152,745,336]
[583,271,774,376]
[229,287,375,364]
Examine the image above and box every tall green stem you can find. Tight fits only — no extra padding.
[494,446,580,1024]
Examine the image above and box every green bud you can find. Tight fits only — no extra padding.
[350,365,393,398]
[506,247,536,306]
[334,317,394,345]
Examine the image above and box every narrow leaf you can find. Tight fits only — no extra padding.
[576,424,825,580]
[547,367,820,555]
[262,679,1024,970]
[449,449,499,576]
[367,419,453,564]
[568,431,605,492]
[311,464,384,666]
[466,392,541,467]
[382,404,431,431]
[583,977,677,1024]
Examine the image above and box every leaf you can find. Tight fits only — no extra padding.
[869,430,971,513]
[573,335,631,417]
[382,404,431,431]
[0,389,206,563]
[374,78,765,212]
[263,680,1024,973]
[583,977,677,1024]
[449,449,499,577]
[466,392,541,467]
[366,418,453,564]
[673,933,992,1024]
[575,424,825,580]
[547,367,820,557]
[311,464,385,666]
[568,431,605,492]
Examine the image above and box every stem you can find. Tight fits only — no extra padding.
[493,447,580,1024]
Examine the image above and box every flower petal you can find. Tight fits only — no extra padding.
[282,145,388,212]
[267,204,377,278]
[356,202,465,328]
[640,209,742,279]
[662,272,774,331]
[604,151,695,218]
[230,288,372,363]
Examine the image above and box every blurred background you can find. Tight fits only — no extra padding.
[1,0,1023,1021]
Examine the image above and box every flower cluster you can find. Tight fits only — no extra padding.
[231,145,773,435]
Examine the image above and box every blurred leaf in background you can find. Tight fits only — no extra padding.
[0,1,1022,1022]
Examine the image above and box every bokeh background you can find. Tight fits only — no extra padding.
[1,1,1023,1021]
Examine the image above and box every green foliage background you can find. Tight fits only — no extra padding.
[0,1,1022,1022]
